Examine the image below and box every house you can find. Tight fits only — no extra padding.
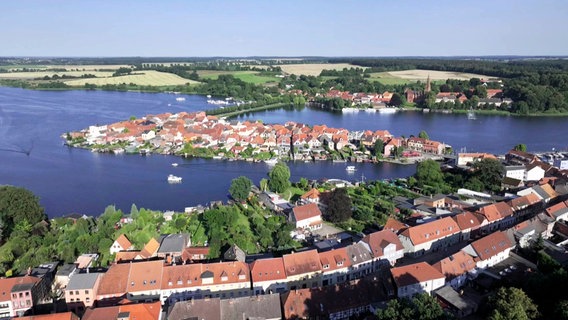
[250,258,287,295]
[95,263,131,306]
[82,301,161,320]
[126,260,164,302]
[318,248,352,286]
[65,273,102,313]
[345,242,374,280]
[435,286,478,318]
[282,250,322,290]
[383,217,408,234]
[289,203,323,231]
[137,238,161,259]
[518,184,558,203]
[157,233,191,261]
[300,188,321,204]
[505,165,526,181]
[54,264,77,289]
[168,298,221,320]
[390,262,445,298]
[181,246,210,263]
[475,201,515,233]
[509,214,555,248]
[220,294,282,320]
[0,277,28,318]
[224,244,246,262]
[398,217,461,256]
[505,149,538,165]
[432,251,476,290]
[461,231,514,269]
[452,211,482,241]
[457,153,496,167]
[110,234,134,255]
[361,229,404,267]
[74,254,98,270]
[525,162,546,181]
[546,200,568,221]
[9,276,41,317]
[281,277,387,320]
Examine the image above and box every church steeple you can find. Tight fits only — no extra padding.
[425,74,431,93]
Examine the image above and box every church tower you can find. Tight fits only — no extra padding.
[425,74,431,93]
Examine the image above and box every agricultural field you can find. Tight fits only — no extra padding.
[277,63,361,76]
[367,72,414,85]
[64,70,199,86]
[197,70,281,84]
[386,69,495,81]
[0,71,114,79]
[2,64,132,72]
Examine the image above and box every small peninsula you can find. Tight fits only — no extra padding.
[63,111,449,163]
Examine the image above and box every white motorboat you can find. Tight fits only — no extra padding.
[264,158,278,165]
[346,165,356,172]
[167,174,182,183]
[171,163,178,167]
[175,97,186,102]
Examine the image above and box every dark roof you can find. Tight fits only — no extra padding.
[66,273,101,291]
[168,298,221,320]
[220,294,282,320]
[224,244,246,262]
[158,234,190,254]
[56,264,77,277]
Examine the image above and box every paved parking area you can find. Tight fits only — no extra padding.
[311,222,343,238]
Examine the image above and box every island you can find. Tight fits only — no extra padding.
[63,111,449,163]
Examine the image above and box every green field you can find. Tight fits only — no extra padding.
[197,70,281,84]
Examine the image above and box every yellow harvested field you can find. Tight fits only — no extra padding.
[0,71,114,79]
[6,64,132,71]
[277,63,362,76]
[64,70,199,86]
[387,69,496,81]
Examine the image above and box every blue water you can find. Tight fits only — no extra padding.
[0,87,566,217]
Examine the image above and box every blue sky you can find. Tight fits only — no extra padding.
[2,0,567,57]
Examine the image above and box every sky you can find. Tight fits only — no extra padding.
[1,0,567,57]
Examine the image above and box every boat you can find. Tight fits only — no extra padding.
[175,97,186,102]
[264,158,278,165]
[378,108,397,114]
[346,165,356,172]
[167,174,182,183]
[171,163,178,167]
[207,95,212,98]
[467,109,476,120]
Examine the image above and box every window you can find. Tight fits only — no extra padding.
[69,291,73,295]
[25,292,29,297]
[86,298,90,302]
[75,291,79,295]
[84,290,89,294]
[70,299,74,302]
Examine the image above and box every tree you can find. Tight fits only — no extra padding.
[471,158,504,193]
[326,188,352,222]
[376,293,447,320]
[418,130,430,140]
[475,84,488,98]
[229,176,253,201]
[374,139,384,158]
[389,93,403,107]
[514,144,527,152]
[268,162,291,193]
[298,177,309,190]
[0,186,45,239]
[488,287,539,320]
[415,159,444,188]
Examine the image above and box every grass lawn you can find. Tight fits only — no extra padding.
[367,72,414,85]
[280,186,307,203]
[197,70,281,85]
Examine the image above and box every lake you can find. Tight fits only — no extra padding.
[0,87,566,217]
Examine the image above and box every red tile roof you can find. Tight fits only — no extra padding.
[432,251,476,280]
[470,231,513,261]
[139,238,160,258]
[292,203,322,222]
[282,250,322,277]
[96,263,131,297]
[83,301,161,320]
[384,217,408,234]
[318,248,352,271]
[161,264,204,290]
[18,312,79,320]
[508,193,541,211]
[128,260,163,293]
[0,276,39,302]
[477,201,514,222]
[300,188,321,200]
[249,258,287,283]
[115,234,133,250]
[400,217,460,245]
[391,262,445,287]
[452,211,482,230]
[362,229,404,258]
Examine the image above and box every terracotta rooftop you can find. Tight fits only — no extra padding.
[17,312,79,320]
[115,251,139,262]
[249,257,286,283]
[300,188,321,200]
[115,234,133,251]
[0,276,39,302]
[128,260,163,293]
[292,203,322,221]
[139,238,160,259]
[161,264,203,290]
[508,193,541,211]
[469,231,513,261]
[477,201,514,222]
[546,201,568,219]
[383,217,408,234]
[391,262,445,287]
[96,263,130,296]
[318,247,352,272]
[432,251,476,280]
[282,250,322,277]
[452,211,482,230]
[362,229,403,258]
[83,301,161,320]
[400,217,460,245]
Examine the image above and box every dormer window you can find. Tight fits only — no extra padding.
[323,264,330,269]
[337,261,343,267]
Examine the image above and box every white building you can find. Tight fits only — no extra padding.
[289,203,323,231]
[461,231,514,269]
[391,262,446,298]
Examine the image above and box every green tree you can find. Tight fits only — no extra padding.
[298,177,309,190]
[554,300,568,320]
[471,158,504,193]
[475,85,488,98]
[488,287,539,320]
[229,176,253,201]
[514,144,527,152]
[415,159,444,188]
[374,139,384,158]
[326,188,352,223]
[0,186,45,239]
[268,162,291,193]
[418,130,430,140]
[376,293,447,320]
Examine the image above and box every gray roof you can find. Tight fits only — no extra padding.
[346,242,372,265]
[220,294,282,320]
[12,283,35,292]
[505,165,525,171]
[435,286,478,311]
[224,244,246,262]
[158,233,190,254]
[168,298,221,320]
[56,264,77,277]
[66,273,102,290]
[531,185,550,199]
